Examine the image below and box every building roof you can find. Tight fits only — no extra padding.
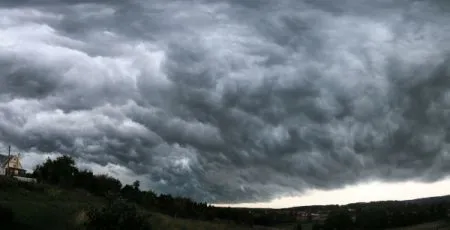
[0,154,10,163]
[0,154,13,168]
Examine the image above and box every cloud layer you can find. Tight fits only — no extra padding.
[1,0,450,203]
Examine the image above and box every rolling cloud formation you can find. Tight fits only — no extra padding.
[1,0,450,203]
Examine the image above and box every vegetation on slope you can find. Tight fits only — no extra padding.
[0,176,258,230]
[1,155,450,230]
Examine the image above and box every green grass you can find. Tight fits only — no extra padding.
[0,176,259,230]
[386,221,450,230]
[0,177,104,229]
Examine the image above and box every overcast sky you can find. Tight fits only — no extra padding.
[1,0,450,207]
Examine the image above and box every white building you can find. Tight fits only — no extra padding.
[0,153,26,176]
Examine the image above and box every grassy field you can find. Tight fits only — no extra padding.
[0,177,102,229]
[387,221,450,230]
[0,177,260,230]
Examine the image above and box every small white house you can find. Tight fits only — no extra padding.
[0,153,26,176]
[0,153,36,182]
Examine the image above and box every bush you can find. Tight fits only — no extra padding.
[0,176,19,188]
[324,209,354,230]
[85,198,151,230]
[0,204,14,225]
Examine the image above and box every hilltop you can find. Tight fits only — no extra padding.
[0,155,284,229]
[0,176,258,230]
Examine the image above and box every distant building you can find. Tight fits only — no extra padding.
[293,211,328,223]
[0,152,26,177]
[294,211,308,221]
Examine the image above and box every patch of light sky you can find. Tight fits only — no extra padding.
[214,179,450,208]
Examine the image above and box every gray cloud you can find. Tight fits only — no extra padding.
[1,0,450,203]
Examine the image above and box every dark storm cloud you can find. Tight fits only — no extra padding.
[0,0,124,7]
[1,0,450,203]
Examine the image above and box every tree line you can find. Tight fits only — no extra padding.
[318,201,448,230]
[31,155,257,225]
[30,155,450,229]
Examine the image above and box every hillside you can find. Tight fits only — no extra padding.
[282,194,450,211]
[3,155,450,230]
[2,176,450,230]
[0,176,257,230]
[405,195,450,205]
[387,221,449,230]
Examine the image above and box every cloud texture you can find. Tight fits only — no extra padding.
[1,0,450,203]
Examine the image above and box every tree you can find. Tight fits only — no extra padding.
[133,180,140,190]
[121,184,142,203]
[324,209,353,230]
[92,174,122,196]
[33,155,78,187]
[354,206,388,229]
[74,169,95,190]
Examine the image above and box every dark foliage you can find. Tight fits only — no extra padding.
[0,204,14,225]
[31,155,450,229]
[33,155,78,187]
[323,209,353,230]
[85,198,151,230]
[293,223,302,230]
